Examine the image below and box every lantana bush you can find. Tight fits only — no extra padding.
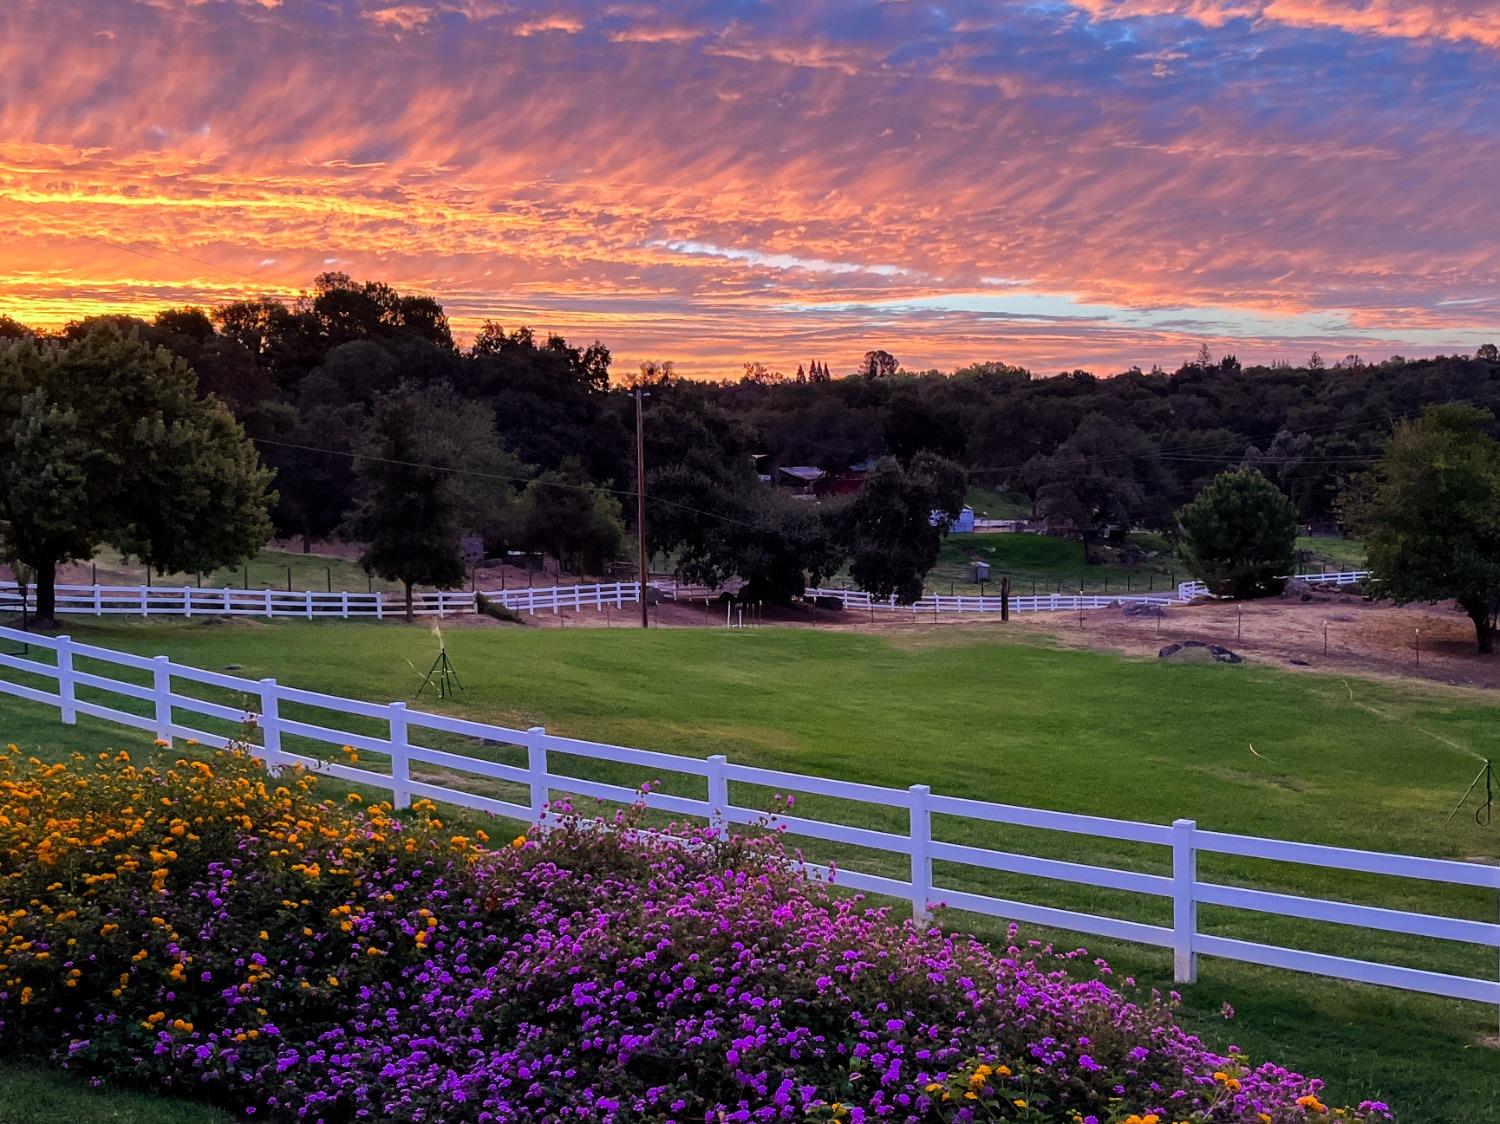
[0,743,1394,1123]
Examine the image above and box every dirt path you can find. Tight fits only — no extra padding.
[1014,593,1500,690]
[508,586,1500,692]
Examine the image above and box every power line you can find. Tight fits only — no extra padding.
[249,434,767,534]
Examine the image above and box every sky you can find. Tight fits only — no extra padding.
[1,0,1497,379]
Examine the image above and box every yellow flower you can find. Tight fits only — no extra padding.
[511,835,526,849]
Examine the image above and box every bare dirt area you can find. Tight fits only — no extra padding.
[510,586,1500,692]
[1017,593,1500,689]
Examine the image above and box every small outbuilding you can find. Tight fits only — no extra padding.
[931,506,976,533]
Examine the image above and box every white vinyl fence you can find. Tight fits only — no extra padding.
[484,581,643,615]
[0,622,1493,1011]
[0,581,478,619]
[2,571,1373,622]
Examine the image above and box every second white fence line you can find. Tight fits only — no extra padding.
[0,622,1493,1012]
[0,570,1375,622]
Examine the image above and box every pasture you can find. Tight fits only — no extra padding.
[3,619,1500,1121]
[932,531,1181,594]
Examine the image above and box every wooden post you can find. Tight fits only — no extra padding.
[1000,575,1010,622]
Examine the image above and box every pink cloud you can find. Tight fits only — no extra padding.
[0,0,1493,378]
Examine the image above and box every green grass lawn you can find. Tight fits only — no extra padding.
[963,485,1031,520]
[0,1063,231,1124]
[1297,535,1368,571]
[931,532,1181,595]
[3,620,1500,1120]
[52,545,398,594]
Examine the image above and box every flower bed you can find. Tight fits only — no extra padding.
[0,745,1392,1123]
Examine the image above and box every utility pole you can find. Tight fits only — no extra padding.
[635,384,650,629]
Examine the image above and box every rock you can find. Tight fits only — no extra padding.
[1158,640,1242,664]
[1122,602,1164,618]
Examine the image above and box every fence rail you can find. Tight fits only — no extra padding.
[0,581,477,619]
[483,581,642,615]
[2,570,1373,622]
[0,622,1491,1011]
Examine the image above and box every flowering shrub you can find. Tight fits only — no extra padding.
[0,744,1394,1123]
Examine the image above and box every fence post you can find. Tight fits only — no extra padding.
[526,726,549,828]
[1172,818,1199,984]
[152,655,173,745]
[341,591,350,620]
[263,588,273,619]
[94,584,102,616]
[388,701,411,810]
[56,635,76,725]
[184,587,193,619]
[909,783,933,924]
[139,587,148,618]
[707,754,730,840]
[305,590,313,619]
[258,678,283,775]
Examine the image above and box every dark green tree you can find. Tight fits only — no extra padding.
[518,458,626,576]
[1178,469,1298,600]
[347,383,520,621]
[1341,405,1500,652]
[1019,415,1175,559]
[844,454,965,602]
[0,328,274,625]
[686,491,846,605]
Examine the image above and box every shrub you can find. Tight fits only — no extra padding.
[0,745,1392,1123]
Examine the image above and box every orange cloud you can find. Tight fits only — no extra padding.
[0,0,1494,378]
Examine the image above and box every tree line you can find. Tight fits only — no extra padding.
[2,275,1498,627]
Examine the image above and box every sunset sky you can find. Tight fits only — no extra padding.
[1,0,1497,378]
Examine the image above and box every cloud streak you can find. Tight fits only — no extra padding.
[0,0,1494,376]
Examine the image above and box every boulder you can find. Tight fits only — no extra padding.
[1158,640,1243,664]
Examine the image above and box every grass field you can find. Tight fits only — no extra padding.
[8,545,402,595]
[3,619,1500,1120]
[963,485,1031,520]
[932,532,1182,595]
[1297,535,1369,571]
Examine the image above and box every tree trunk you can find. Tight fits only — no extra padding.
[32,558,59,629]
[302,526,312,554]
[403,580,414,623]
[1462,598,1494,654]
